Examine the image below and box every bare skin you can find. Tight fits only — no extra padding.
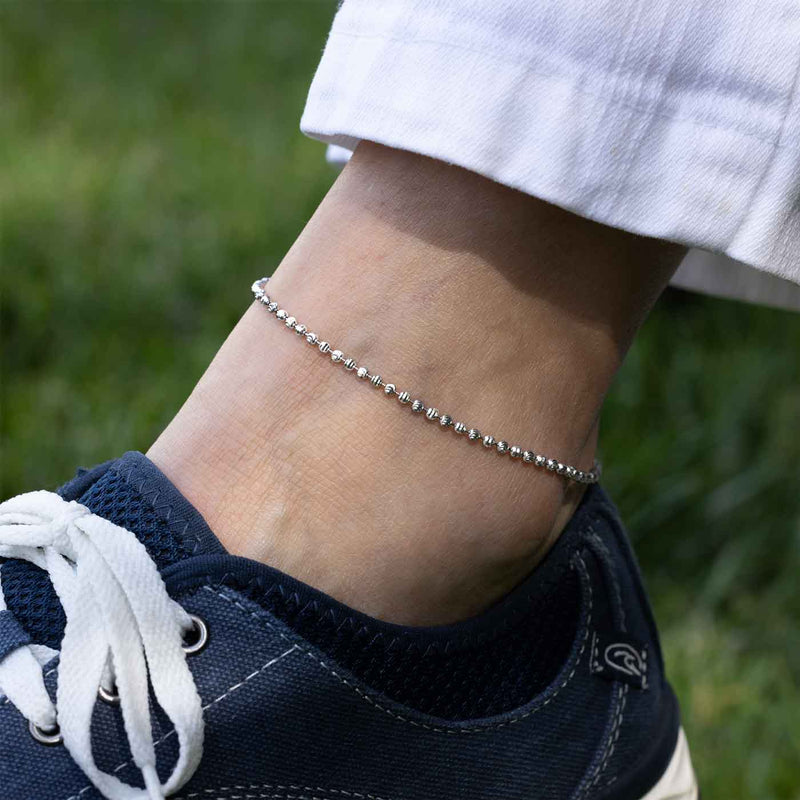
[149,142,685,625]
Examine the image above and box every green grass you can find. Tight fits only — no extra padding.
[2,4,799,796]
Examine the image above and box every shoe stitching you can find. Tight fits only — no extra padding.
[118,464,200,557]
[177,794,370,800]
[599,684,628,787]
[574,681,628,800]
[577,527,632,797]
[591,684,628,795]
[175,784,396,800]
[586,521,650,690]
[591,632,601,673]
[63,646,299,800]
[585,526,626,633]
[203,550,594,735]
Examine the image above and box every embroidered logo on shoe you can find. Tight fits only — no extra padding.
[591,631,648,689]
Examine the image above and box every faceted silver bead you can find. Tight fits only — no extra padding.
[259,294,270,305]
[384,383,396,395]
[482,435,496,448]
[534,454,547,467]
[522,450,535,463]
[267,302,278,313]
[496,441,509,454]
[510,446,522,459]
[344,358,357,371]
[276,309,288,321]
[576,471,585,483]
[398,391,411,404]
[357,366,370,380]
[284,316,296,329]
[556,463,568,475]
[440,415,453,427]
[565,466,577,479]
[454,422,468,434]
[251,280,264,296]
[546,459,558,471]
[305,332,318,345]
[425,407,440,421]
[330,350,344,363]
[318,341,331,354]
[294,323,307,336]
[370,375,383,388]
[411,400,425,413]
[467,429,481,441]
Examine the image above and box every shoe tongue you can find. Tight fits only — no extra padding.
[2,452,225,649]
[66,451,226,564]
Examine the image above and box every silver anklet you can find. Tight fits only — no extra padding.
[251,277,600,485]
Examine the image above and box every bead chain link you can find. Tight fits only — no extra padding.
[252,277,600,485]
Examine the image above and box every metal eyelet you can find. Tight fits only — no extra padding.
[181,615,208,656]
[98,683,120,706]
[29,720,63,746]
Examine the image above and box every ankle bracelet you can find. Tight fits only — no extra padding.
[251,277,600,485]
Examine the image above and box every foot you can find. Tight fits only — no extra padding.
[0,452,697,799]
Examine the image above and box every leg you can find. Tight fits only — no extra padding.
[149,142,685,625]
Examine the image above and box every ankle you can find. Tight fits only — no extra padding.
[148,298,591,623]
[149,143,684,625]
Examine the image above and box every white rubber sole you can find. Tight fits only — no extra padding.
[638,728,698,800]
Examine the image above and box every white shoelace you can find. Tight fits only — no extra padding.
[0,490,204,799]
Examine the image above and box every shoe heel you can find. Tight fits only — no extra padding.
[638,728,698,800]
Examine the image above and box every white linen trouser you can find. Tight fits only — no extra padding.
[301,0,800,311]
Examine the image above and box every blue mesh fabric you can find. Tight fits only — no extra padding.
[0,560,66,652]
[76,468,192,568]
[227,560,581,720]
[1,462,192,649]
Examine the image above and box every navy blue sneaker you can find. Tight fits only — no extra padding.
[0,451,697,799]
